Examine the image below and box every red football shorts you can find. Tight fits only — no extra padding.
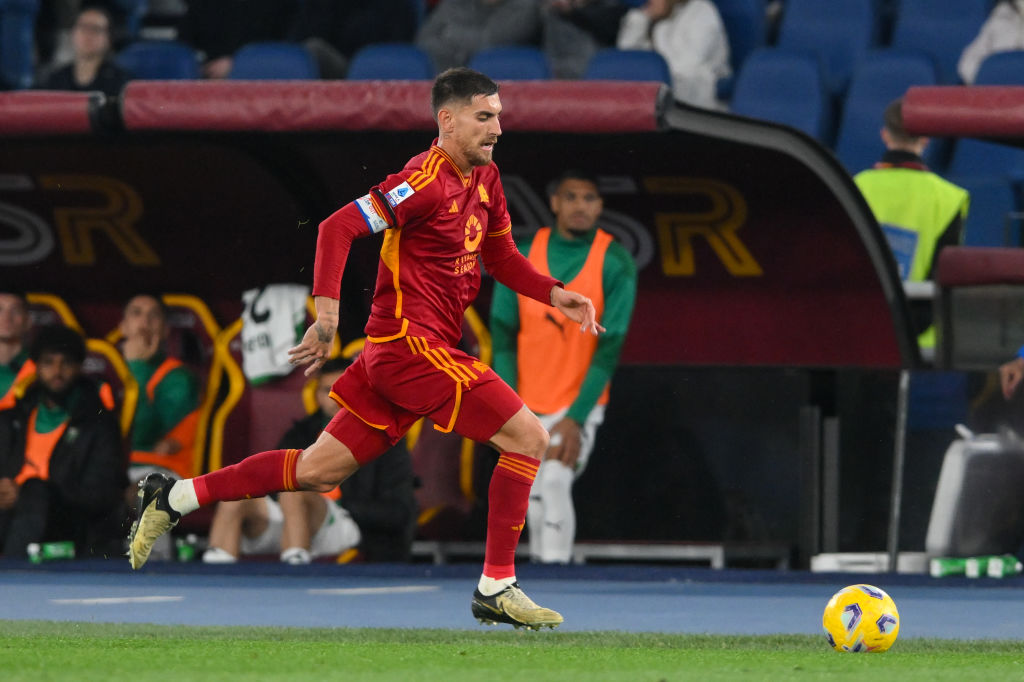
[324,335,523,464]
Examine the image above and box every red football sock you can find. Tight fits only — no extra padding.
[483,452,539,580]
[193,449,301,507]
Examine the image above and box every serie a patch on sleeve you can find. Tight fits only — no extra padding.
[385,181,415,208]
[355,194,391,234]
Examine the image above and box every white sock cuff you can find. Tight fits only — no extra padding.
[167,479,200,516]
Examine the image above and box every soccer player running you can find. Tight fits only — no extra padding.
[128,68,603,630]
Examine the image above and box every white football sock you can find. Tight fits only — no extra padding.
[537,459,575,564]
[477,575,517,596]
[167,479,200,515]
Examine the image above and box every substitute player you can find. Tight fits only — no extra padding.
[128,68,603,630]
[491,169,636,564]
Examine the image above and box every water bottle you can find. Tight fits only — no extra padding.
[929,556,967,578]
[962,552,987,573]
[26,541,76,564]
[175,534,198,562]
[987,554,1023,578]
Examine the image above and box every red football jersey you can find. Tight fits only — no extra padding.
[359,144,512,345]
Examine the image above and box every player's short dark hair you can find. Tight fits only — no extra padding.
[31,324,86,364]
[123,292,168,319]
[547,169,600,197]
[0,289,29,311]
[883,98,920,144]
[431,68,499,118]
[320,356,351,376]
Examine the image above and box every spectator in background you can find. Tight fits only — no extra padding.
[288,0,420,79]
[616,0,730,109]
[37,6,132,97]
[958,0,1024,85]
[853,98,969,351]
[541,0,629,79]
[119,294,201,482]
[177,0,297,79]
[0,325,127,558]
[202,357,417,564]
[490,169,637,563]
[0,291,34,410]
[416,0,542,73]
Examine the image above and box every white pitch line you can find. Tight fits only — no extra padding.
[307,585,441,596]
[50,596,184,605]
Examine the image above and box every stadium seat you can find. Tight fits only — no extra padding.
[973,50,1024,87]
[776,0,875,95]
[890,0,990,84]
[835,49,938,174]
[83,337,139,438]
[112,0,147,39]
[468,46,551,80]
[583,49,671,85]
[714,0,767,99]
[229,42,319,80]
[949,175,1020,248]
[0,0,39,89]
[116,41,201,80]
[730,48,832,143]
[346,43,435,80]
[947,51,1024,182]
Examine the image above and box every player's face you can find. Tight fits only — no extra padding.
[316,370,344,417]
[551,178,603,237]
[121,295,166,341]
[36,351,81,396]
[449,94,502,169]
[0,294,29,343]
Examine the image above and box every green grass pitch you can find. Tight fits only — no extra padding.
[2,621,1023,681]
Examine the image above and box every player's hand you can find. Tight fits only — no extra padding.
[1000,356,1024,400]
[546,418,583,469]
[288,319,335,376]
[550,286,605,336]
[0,477,18,510]
[122,331,161,361]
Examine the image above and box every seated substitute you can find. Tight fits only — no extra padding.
[0,325,127,558]
[120,293,201,482]
[202,357,417,564]
[0,290,34,410]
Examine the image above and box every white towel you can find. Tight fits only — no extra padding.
[241,284,310,385]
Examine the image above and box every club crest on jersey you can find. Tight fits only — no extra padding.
[385,181,415,207]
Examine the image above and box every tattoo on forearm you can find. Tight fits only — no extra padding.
[314,322,333,343]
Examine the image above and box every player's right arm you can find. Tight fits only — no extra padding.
[290,170,441,374]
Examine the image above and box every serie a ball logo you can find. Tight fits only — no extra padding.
[822,584,900,653]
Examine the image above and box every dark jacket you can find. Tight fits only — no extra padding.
[278,413,417,561]
[38,60,133,98]
[0,377,128,515]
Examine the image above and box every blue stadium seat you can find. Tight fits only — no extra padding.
[0,0,39,90]
[583,49,671,85]
[890,0,990,84]
[949,175,1020,248]
[116,41,201,80]
[835,49,938,174]
[776,0,876,95]
[714,0,767,99]
[947,51,1024,182]
[112,0,147,39]
[229,42,319,80]
[346,43,435,80]
[730,48,832,143]
[468,47,551,80]
[973,50,1024,86]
